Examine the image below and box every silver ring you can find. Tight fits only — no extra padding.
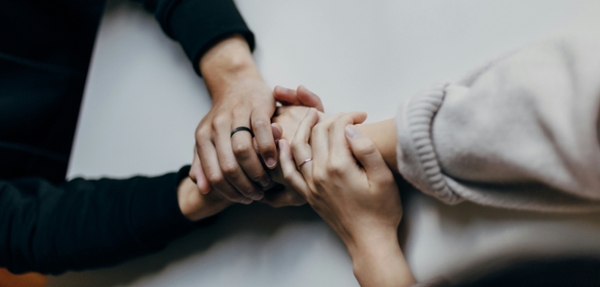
[297,157,313,170]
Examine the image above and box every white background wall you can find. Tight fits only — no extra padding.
[48,1,600,286]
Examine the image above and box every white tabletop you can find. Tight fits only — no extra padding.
[48,1,600,286]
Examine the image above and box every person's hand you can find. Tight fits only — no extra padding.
[273,85,324,112]
[278,109,413,286]
[191,35,276,205]
[259,87,327,208]
[279,109,402,246]
[191,81,326,206]
[177,177,234,222]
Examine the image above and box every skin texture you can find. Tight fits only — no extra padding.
[192,34,275,204]
[177,177,233,222]
[278,109,415,287]
[189,34,328,206]
[271,85,398,172]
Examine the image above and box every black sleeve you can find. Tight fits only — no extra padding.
[0,166,196,275]
[141,0,256,75]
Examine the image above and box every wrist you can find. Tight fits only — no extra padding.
[356,119,398,173]
[346,227,400,260]
[177,177,233,222]
[347,229,416,287]
[199,35,262,99]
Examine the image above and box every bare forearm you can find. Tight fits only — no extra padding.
[199,34,263,100]
[348,230,415,287]
[356,118,398,173]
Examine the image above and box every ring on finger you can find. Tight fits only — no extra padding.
[297,157,313,170]
[231,126,254,138]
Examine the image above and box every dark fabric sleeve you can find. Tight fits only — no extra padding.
[141,0,255,75]
[0,166,196,275]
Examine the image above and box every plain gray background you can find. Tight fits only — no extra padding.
[48,0,600,286]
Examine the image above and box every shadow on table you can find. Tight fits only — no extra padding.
[46,203,322,287]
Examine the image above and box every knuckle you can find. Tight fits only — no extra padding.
[212,116,229,129]
[232,141,253,158]
[223,192,244,202]
[196,127,210,141]
[248,171,266,183]
[289,140,302,153]
[326,161,344,175]
[313,123,324,133]
[206,172,223,185]
[221,161,239,176]
[252,117,269,128]
[282,170,295,182]
[313,171,328,185]
[358,142,378,155]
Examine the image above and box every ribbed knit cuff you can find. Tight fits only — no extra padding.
[395,82,462,204]
[129,166,196,250]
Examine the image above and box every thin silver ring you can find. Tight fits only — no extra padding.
[297,157,313,170]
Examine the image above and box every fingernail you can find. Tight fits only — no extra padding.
[345,125,362,139]
[279,87,294,93]
[251,191,265,201]
[240,198,253,205]
[260,178,270,187]
[266,157,277,168]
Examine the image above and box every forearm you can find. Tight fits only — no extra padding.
[200,34,263,100]
[0,169,196,274]
[356,118,398,173]
[347,230,415,287]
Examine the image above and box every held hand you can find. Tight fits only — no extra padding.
[279,109,402,246]
[278,109,413,286]
[274,85,325,112]
[272,85,327,143]
[261,86,327,208]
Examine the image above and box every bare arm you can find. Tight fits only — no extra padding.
[356,119,398,174]
[277,109,415,286]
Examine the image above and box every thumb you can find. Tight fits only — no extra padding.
[191,146,211,194]
[297,85,324,112]
[344,125,391,182]
[271,122,283,141]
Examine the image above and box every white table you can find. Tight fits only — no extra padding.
[48,1,600,286]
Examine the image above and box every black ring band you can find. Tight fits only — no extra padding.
[230,126,254,138]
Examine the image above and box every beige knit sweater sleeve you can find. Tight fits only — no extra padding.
[396,30,600,212]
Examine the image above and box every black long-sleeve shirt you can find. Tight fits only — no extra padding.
[0,0,254,274]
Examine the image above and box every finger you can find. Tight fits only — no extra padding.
[278,139,311,199]
[260,185,306,208]
[198,141,252,204]
[273,86,299,105]
[328,112,368,168]
[251,112,278,169]
[191,145,211,194]
[215,133,265,201]
[271,123,283,141]
[297,85,325,112]
[291,108,319,183]
[345,125,393,182]
[231,122,271,188]
[310,112,354,169]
